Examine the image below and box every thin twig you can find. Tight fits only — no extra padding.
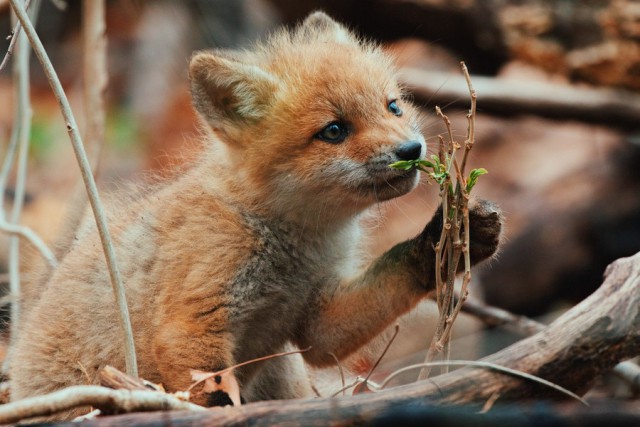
[353,324,400,394]
[82,0,107,174]
[459,61,476,175]
[362,324,399,385]
[459,296,545,336]
[382,360,588,406]
[419,109,458,380]
[330,377,363,398]
[187,347,311,392]
[328,352,346,397]
[0,222,56,267]
[0,130,20,217]
[7,0,40,360]
[418,62,477,381]
[0,0,31,73]
[459,295,640,395]
[479,392,501,414]
[0,385,205,425]
[8,0,138,377]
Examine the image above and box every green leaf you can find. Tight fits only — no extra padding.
[389,160,416,171]
[466,168,488,193]
[417,160,435,170]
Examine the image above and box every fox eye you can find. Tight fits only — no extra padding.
[315,121,348,143]
[388,100,402,117]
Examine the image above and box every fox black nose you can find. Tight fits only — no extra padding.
[395,141,422,161]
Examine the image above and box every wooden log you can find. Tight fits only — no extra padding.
[42,251,640,426]
[400,67,640,128]
[50,401,640,427]
[99,365,148,391]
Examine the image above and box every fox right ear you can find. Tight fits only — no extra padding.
[189,51,279,130]
[299,11,353,44]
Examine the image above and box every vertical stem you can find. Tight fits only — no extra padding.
[8,0,138,377]
[83,0,107,173]
[0,0,32,73]
[7,0,35,353]
[418,62,478,382]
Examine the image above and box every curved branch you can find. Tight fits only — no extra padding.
[7,0,138,377]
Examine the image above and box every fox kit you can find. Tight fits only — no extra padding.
[10,12,501,412]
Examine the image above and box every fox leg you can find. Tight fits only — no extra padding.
[295,200,502,367]
[242,344,313,402]
[152,318,235,406]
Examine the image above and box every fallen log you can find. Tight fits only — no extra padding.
[400,68,640,129]
[51,401,640,427]
[20,251,640,425]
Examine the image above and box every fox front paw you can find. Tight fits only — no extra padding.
[467,199,502,265]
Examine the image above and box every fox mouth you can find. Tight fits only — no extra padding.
[365,167,419,200]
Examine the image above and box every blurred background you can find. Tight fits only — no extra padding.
[0,0,639,396]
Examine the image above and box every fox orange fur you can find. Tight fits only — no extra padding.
[9,12,501,415]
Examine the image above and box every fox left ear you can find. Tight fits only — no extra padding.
[189,50,279,131]
[299,11,354,44]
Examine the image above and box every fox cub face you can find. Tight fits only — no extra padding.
[190,12,425,215]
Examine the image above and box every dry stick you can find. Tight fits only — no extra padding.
[8,0,138,377]
[99,365,149,391]
[0,2,57,276]
[459,296,640,394]
[418,62,478,381]
[82,0,107,174]
[330,325,402,397]
[0,223,56,266]
[328,352,346,397]
[400,67,640,128]
[187,347,311,392]
[420,110,458,380]
[0,0,31,73]
[380,361,588,406]
[0,385,205,425]
[49,0,108,263]
[353,324,400,393]
[439,62,477,345]
[6,0,36,359]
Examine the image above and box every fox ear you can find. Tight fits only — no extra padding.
[189,51,279,129]
[299,11,353,44]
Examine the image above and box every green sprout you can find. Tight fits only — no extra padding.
[389,159,487,194]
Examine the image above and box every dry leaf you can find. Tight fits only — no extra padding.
[190,369,241,407]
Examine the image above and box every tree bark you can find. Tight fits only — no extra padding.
[45,251,640,426]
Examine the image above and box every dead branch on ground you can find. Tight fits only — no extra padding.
[400,68,640,128]
[0,386,204,425]
[459,295,640,394]
[34,251,640,426]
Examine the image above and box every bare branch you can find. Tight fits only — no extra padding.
[82,0,107,173]
[0,0,31,73]
[0,385,204,424]
[459,295,640,394]
[400,67,640,129]
[5,0,40,362]
[419,62,477,381]
[8,0,138,377]
[381,360,588,405]
[0,222,56,267]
